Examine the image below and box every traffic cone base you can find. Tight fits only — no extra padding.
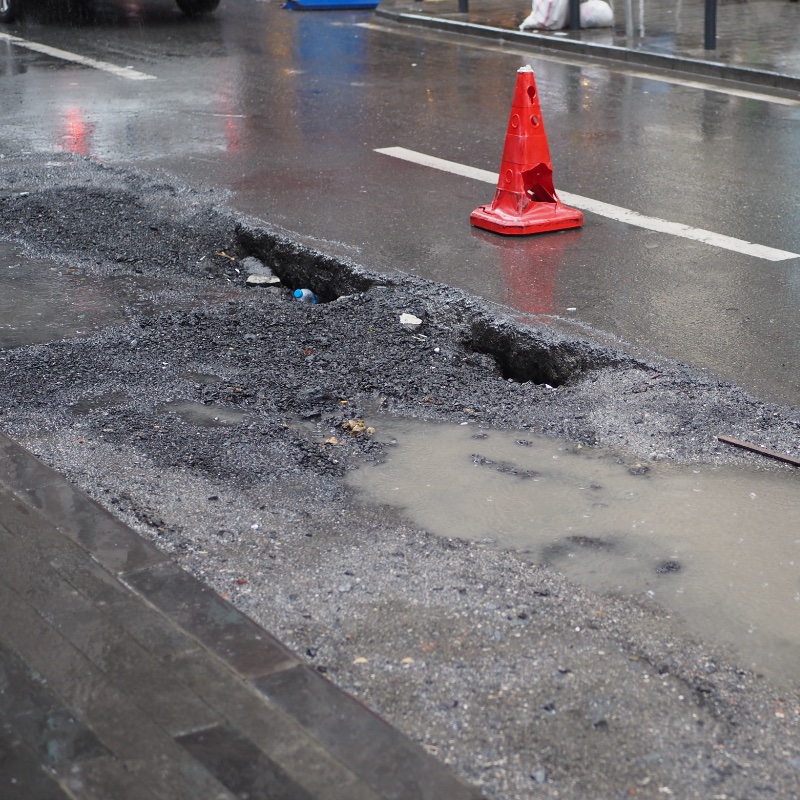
[471,66,583,236]
[470,191,583,236]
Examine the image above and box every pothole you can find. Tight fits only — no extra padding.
[69,391,132,415]
[347,418,800,689]
[466,315,626,386]
[0,240,244,349]
[179,372,226,385]
[236,222,390,304]
[0,241,132,349]
[157,400,255,428]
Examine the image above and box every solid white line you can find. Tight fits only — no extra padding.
[375,146,799,262]
[605,69,800,107]
[0,32,157,81]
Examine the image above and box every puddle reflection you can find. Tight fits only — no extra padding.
[157,400,253,427]
[0,241,241,349]
[347,418,800,688]
[0,242,130,348]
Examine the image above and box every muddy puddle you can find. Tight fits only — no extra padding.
[0,241,134,348]
[158,400,254,427]
[346,419,800,688]
[0,241,239,349]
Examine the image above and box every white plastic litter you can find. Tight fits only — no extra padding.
[519,0,613,30]
[399,313,423,330]
[580,0,614,27]
[519,0,569,30]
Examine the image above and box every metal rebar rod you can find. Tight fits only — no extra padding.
[717,435,800,467]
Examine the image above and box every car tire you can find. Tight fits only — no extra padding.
[0,0,20,23]
[176,0,220,16]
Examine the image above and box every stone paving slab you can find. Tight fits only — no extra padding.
[0,431,487,800]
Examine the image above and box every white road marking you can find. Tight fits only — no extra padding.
[375,146,799,262]
[360,22,800,107]
[595,68,800,107]
[0,32,157,81]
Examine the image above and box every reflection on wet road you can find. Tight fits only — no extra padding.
[0,242,240,349]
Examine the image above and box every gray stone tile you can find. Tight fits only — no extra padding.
[170,650,383,800]
[0,514,198,664]
[0,721,72,800]
[0,533,117,652]
[0,573,218,737]
[0,525,77,617]
[0,486,47,539]
[0,643,110,769]
[89,636,221,736]
[19,481,168,574]
[0,434,62,492]
[254,666,487,800]
[124,562,299,678]
[0,641,59,720]
[0,562,210,736]
[0,581,97,686]
[176,723,316,800]
[55,754,161,800]
[60,566,200,665]
[52,676,237,800]
[0,442,165,574]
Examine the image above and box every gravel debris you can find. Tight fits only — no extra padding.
[1,154,799,800]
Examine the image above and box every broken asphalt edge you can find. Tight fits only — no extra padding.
[235,218,643,390]
[232,214,800,466]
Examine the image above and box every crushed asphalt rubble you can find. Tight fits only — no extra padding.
[2,154,800,799]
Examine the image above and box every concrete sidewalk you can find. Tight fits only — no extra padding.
[0,432,485,799]
[376,0,800,93]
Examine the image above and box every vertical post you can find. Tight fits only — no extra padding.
[458,0,468,11]
[569,0,580,29]
[624,0,634,38]
[704,0,717,49]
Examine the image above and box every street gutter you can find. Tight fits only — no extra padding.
[374,7,800,98]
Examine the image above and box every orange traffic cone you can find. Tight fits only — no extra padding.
[470,65,583,236]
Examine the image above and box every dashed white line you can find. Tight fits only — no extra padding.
[0,32,157,81]
[375,146,799,262]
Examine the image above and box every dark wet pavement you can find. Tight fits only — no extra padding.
[2,0,799,407]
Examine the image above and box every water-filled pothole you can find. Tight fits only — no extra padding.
[0,241,131,348]
[0,241,245,349]
[157,400,254,427]
[347,419,800,688]
[69,391,132,415]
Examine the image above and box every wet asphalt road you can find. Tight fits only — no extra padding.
[1,0,798,407]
